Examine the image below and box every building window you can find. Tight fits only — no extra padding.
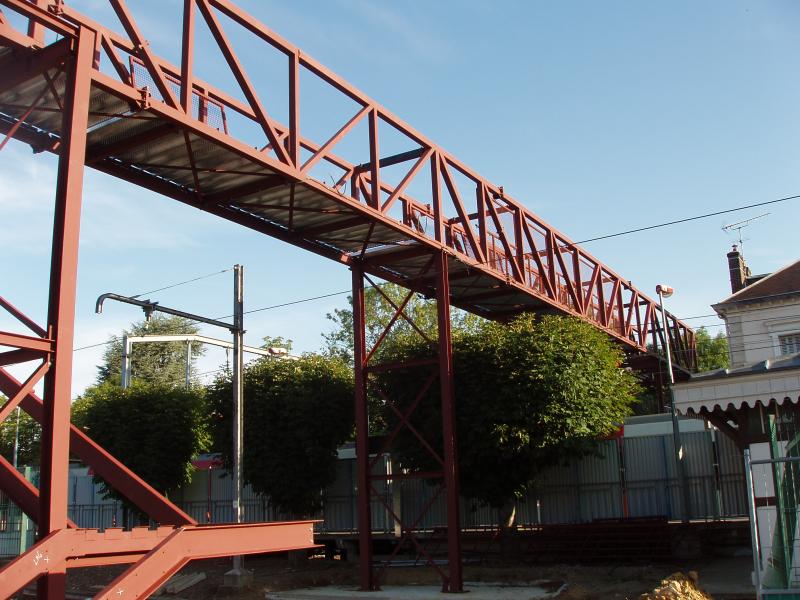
[779,333,800,356]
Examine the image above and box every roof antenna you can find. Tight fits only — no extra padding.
[722,213,769,251]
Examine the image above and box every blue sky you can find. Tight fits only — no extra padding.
[2,0,799,396]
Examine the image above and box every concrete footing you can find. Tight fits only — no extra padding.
[222,566,253,590]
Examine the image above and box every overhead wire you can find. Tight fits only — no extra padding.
[69,199,800,354]
[575,193,800,244]
[73,287,800,353]
[128,268,232,299]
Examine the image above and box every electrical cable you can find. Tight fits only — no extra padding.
[129,268,232,299]
[575,193,800,244]
[73,290,800,352]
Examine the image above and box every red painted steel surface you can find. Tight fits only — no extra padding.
[0,522,316,599]
[0,0,695,371]
[95,521,317,600]
[0,1,697,597]
[0,368,197,526]
[351,258,463,591]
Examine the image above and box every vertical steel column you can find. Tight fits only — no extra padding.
[185,340,193,389]
[744,449,763,600]
[120,334,131,388]
[435,251,463,592]
[352,266,375,591]
[38,26,94,600]
[231,264,245,569]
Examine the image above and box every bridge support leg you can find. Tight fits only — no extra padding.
[351,252,463,593]
[352,266,376,591]
[37,26,94,600]
[435,252,463,593]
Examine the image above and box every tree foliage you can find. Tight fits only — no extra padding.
[208,354,354,517]
[96,315,205,387]
[71,382,210,499]
[322,282,483,363]
[261,335,293,353]
[376,314,640,509]
[695,326,729,371]
[0,405,40,467]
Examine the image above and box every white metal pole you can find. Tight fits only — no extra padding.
[121,334,132,389]
[185,340,192,390]
[744,449,762,600]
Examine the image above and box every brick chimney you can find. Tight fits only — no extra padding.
[727,244,751,293]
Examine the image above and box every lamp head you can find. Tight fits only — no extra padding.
[656,284,674,298]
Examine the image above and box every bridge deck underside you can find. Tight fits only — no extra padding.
[0,56,685,380]
[1,64,580,316]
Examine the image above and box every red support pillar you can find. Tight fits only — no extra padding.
[37,26,94,600]
[351,254,463,592]
[352,266,375,591]
[435,251,462,593]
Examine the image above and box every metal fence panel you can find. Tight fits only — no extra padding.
[717,432,748,517]
[0,428,750,558]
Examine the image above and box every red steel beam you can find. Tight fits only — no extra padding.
[0,368,197,526]
[180,0,196,113]
[0,454,77,528]
[94,521,317,600]
[0,0,695,368]
[0,296,48,337]
[36,27,94,600]
[108,0,180,109]
[0,330,53,353]
[0,359,49,422]
[351,267,375,591]
[0,348,46,366]
[195,0,289,164]
[0,526,176,598]
[435,251,462,592]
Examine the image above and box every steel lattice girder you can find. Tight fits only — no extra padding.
[0,1,699,597]
[0,0,696,373]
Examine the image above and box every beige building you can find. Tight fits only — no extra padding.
[673,249,800,445]
[673,249,800,592]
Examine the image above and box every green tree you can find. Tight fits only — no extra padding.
[376,314,639,524]
[72,382,210,502]
[208,354,354,517]
[261,335,293,353]
[0,405,40,466]
[96,315,205,386]
[695,326,729,371]
[322,282,482,363]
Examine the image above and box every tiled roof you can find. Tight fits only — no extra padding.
[717,258,800,306]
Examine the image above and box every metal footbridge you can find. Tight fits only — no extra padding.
[0,0,695,597]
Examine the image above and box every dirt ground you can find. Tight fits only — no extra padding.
[25,555,751,600]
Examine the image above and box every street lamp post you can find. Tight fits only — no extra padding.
[656,284,691,523]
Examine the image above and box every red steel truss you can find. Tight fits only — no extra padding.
[352,253,462,591]
[0,0,696,597]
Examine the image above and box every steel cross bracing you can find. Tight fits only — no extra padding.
[0,0,696,597]
[352,255,463,592]
[0,0,696,372]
